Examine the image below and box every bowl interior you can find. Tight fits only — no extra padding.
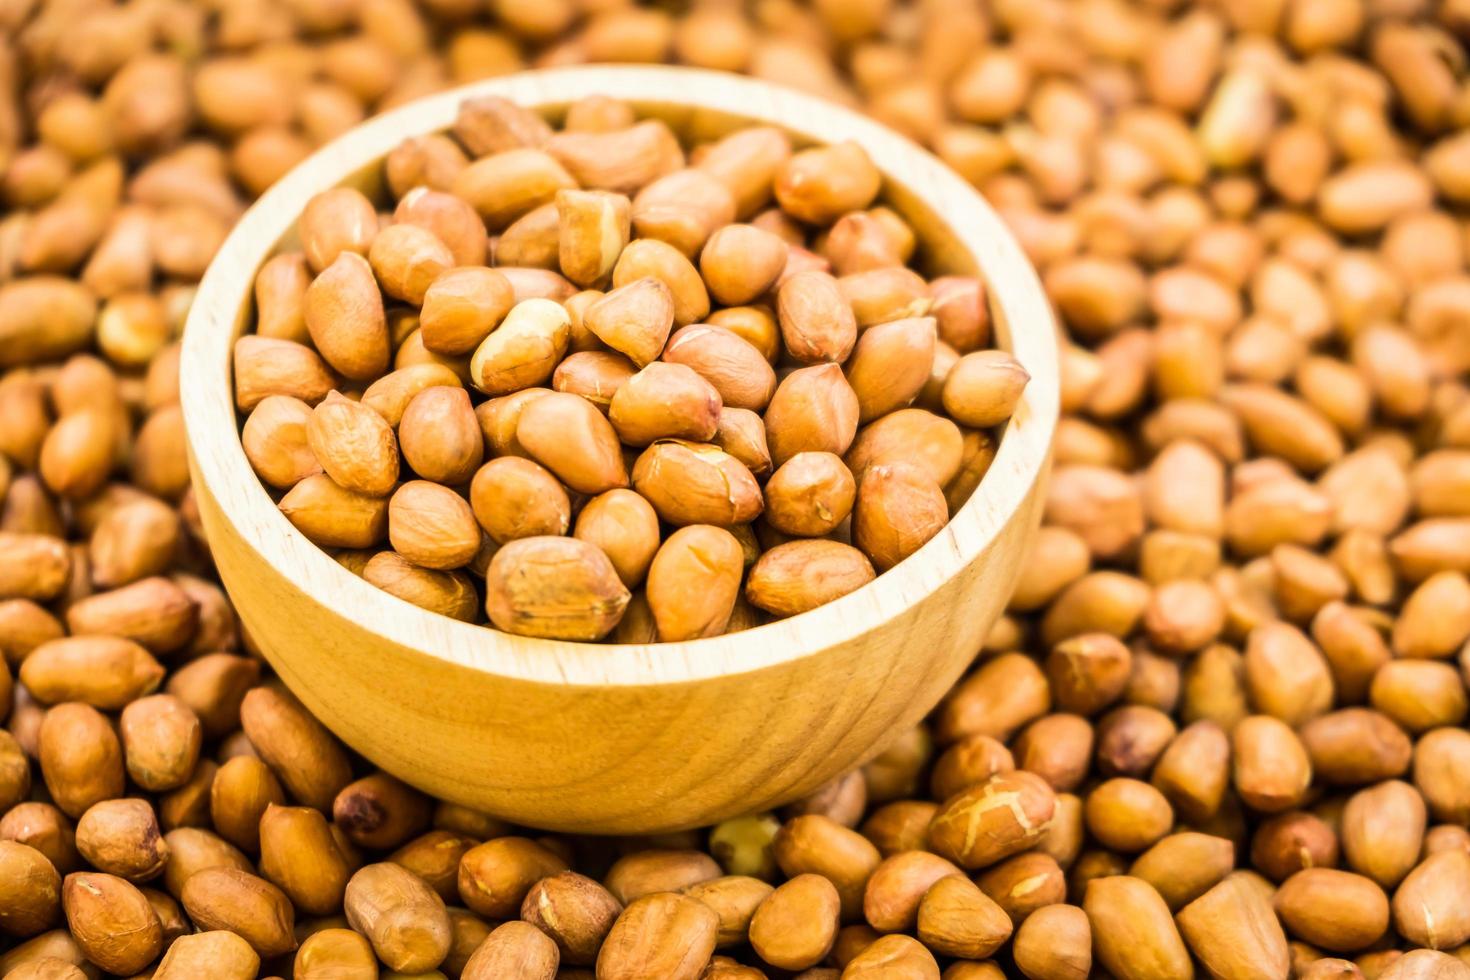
[181,65,1058,688]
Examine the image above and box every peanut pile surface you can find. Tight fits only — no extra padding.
[2,0,1470,978]
[235,97,1025,642]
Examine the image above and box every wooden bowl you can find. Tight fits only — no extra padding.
[181,65,1058,834]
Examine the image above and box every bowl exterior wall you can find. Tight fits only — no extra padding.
[191,451,1044,832]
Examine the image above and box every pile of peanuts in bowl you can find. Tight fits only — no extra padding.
[235,94,1027,642]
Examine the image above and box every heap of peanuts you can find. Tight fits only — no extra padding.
[235,95,1025,641]
[4,0,1470,976]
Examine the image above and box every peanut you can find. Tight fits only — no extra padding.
[608,362,722,446]
[1084,876,1192,980]
[521,871,621,965]
[398,385,484,485]
[153,930,260,980]
[777,270,857,364]
[388,480,481,570]
[38,703,124,818]
[845,316,937,423]
[238,685,353,811]
[553,350,637,410]
[631,440,763,527]
[749,873,840,970]
[278,473,390,549]
[1274,868,1389,953]
[852,462,948,572]
[420,267,515,355]
[241,395,322,488]
[774,142,881,225]
[484,537,630,640]
[257,803,349,909]
[916,874,1011,959]
[344,861,452,973]
[462,919,559,979]
[468,296,570,395]
[700,224,787,305]
[661,325,777,412]
[683,875,772,948]
[74,798,167,882]
[557,188,632,288]
[515,390,629,494]
[180,866,297,957]
[470,457,571,544]
[0,840,62,937]
[596,892,719,980]
[584,277,676,368]
[646,525,744,641]
[61,871,162,975]
[306,390,399,496]
[745,540,875,617]
[458,835,570,919]
[764,452,856,538]
[303,252,390,381]
[929,770,1056,869]
[1176,874,1291,980]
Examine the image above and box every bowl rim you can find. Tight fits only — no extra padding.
[181,64,1058,688]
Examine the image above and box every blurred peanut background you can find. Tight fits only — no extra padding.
[2,0,1470,977]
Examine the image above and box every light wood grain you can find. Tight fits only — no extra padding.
[180,66,1058,833]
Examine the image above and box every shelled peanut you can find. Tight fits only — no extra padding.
[233,95,1026,642]
[3,0,1470,977]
